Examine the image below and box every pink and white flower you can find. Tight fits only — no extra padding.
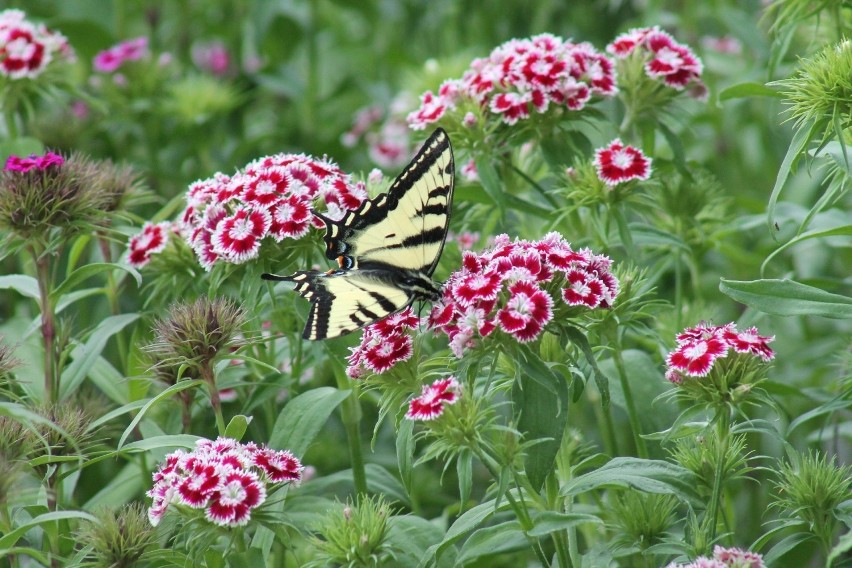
[594,138,652,185]
[146,437,303,528]
[408,33,617,129]
[406,376,461,420]
[211,206,271,264]
[429,232,619,356]
[346,307,420,378]
[128,222,171,268]
[0,9,73,79]
[665,322,775,382]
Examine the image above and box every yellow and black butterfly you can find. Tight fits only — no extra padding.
[262,128,454,340]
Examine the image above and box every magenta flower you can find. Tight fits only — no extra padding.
[429,233,619,357]
[407,33,617,129]
[406,376,461,421]
[93,36,148,73]
[127,222,170,268]
[0,9,72,79]
[346,308,419,378]
[665,322,775,382]
[147,437,303,528]
[607,26,704,94]
[594,138,652,185]
[192,40,231,76]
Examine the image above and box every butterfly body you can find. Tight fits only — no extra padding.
[263,128,454,340]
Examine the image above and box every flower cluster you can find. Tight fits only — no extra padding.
[147,437,303,528]
[429,232,619,357]
[406,376,461,421]
[93,37,148,73]
[594,138,652,185]
[128,221,171,268]
[665,322,775,383]
[346,308,420,378]
[4,152,64,173]
[408,33,617,129]
[666,545,765,568]
[143,153,366,270]
[0,9,72,80]
[342,94,414,169]
[607,26,704,93]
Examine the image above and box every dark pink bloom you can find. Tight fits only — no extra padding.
[562,269,606,308]
[251,448,303,483]
[666,335,729,377]
[346,307,419,377]
[406,376,461,420]
[211,207,271,263]
[594,138,652,185]
[268,194,312,240]
[497,280,553,342]
[128,222,170,268]
[407,91,448,130]
[192,40,230,76]
[723,326,775,362]
[606,26,704,93]
[205,469,266,527]
[239,167,290,207]
[4,151,64,173]
[453,270,503,307]
[489,92,532,124]
[93,36,148,73]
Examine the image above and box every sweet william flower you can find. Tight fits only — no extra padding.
[0,9,73,79]
[346,307,419,378]
[406,376,461,420]
[128,221,170,268]
[594,138,652,185]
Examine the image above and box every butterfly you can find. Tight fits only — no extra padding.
[262,128,454,340]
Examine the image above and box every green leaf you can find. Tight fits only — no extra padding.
[457,449,473,507]
[397,418,415,498]
[83,463,143,509]
[268,386,350,456]
[0,511,98,549]
[86,399,147,432]
[418,498,513,568]
[761,224,852,276]
[0,137,43,164]
[787,396,852,435]
[121,434,200,453]
[719,81,783,100]
[474,155,505,211]
[514,345,569,490]
[0,548,49,564]
[768,125,813,232]
[562,326,610,407]
[561,457,701,505]
[117,381,205,449]
[224,414,252,440]
[526,511,603,537]
[719,278,852,318]
[761,532,812,566]
[50,262,141,303]
[60,314,140,399]
[457,521,528,564]
[387,515,449,568]
[0,274,39,300]
[827,527,852,567]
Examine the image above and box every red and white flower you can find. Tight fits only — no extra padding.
[606,26,705,95]
[146,437,303,528]
[128,222,170,268]
[665,322,775,382]
[346,307,420,378]
[211,206,271,264]
[0,9,72,79]
[594,138,652,185]
[408,33,617,129]
[406,376,461,420]
[430,232,619,356]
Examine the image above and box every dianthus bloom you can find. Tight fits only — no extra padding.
[407,33,617,129]
[3,151,64,173]
[665,322,775,383]
[594,138,652,185]
[92,37,148,73]
[343,94,414,169]
[0,9,73,79]
[406,376,461,420]
[666,545,765,568]
[429,232,619,357]
[147,437,303,528]
[149,152,365,270]
[127,221,171,268]
[346,308,420,378]
[606,26,705,94]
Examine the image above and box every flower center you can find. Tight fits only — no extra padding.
[611,149,634,169]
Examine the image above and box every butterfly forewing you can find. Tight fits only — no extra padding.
[325,128,454,275]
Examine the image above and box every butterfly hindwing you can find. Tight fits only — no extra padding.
[321,128,454,275]
[285,270,412,340]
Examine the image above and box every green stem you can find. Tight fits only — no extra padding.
[674,250,683,331]
[594,397,619,456]
[335,372,368,497]
[706,407,730,543]
[612,339,648,458]
[546,473,572,568]
[3,106,19,139]
[34,248,57,404]
[201,364,226,436]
